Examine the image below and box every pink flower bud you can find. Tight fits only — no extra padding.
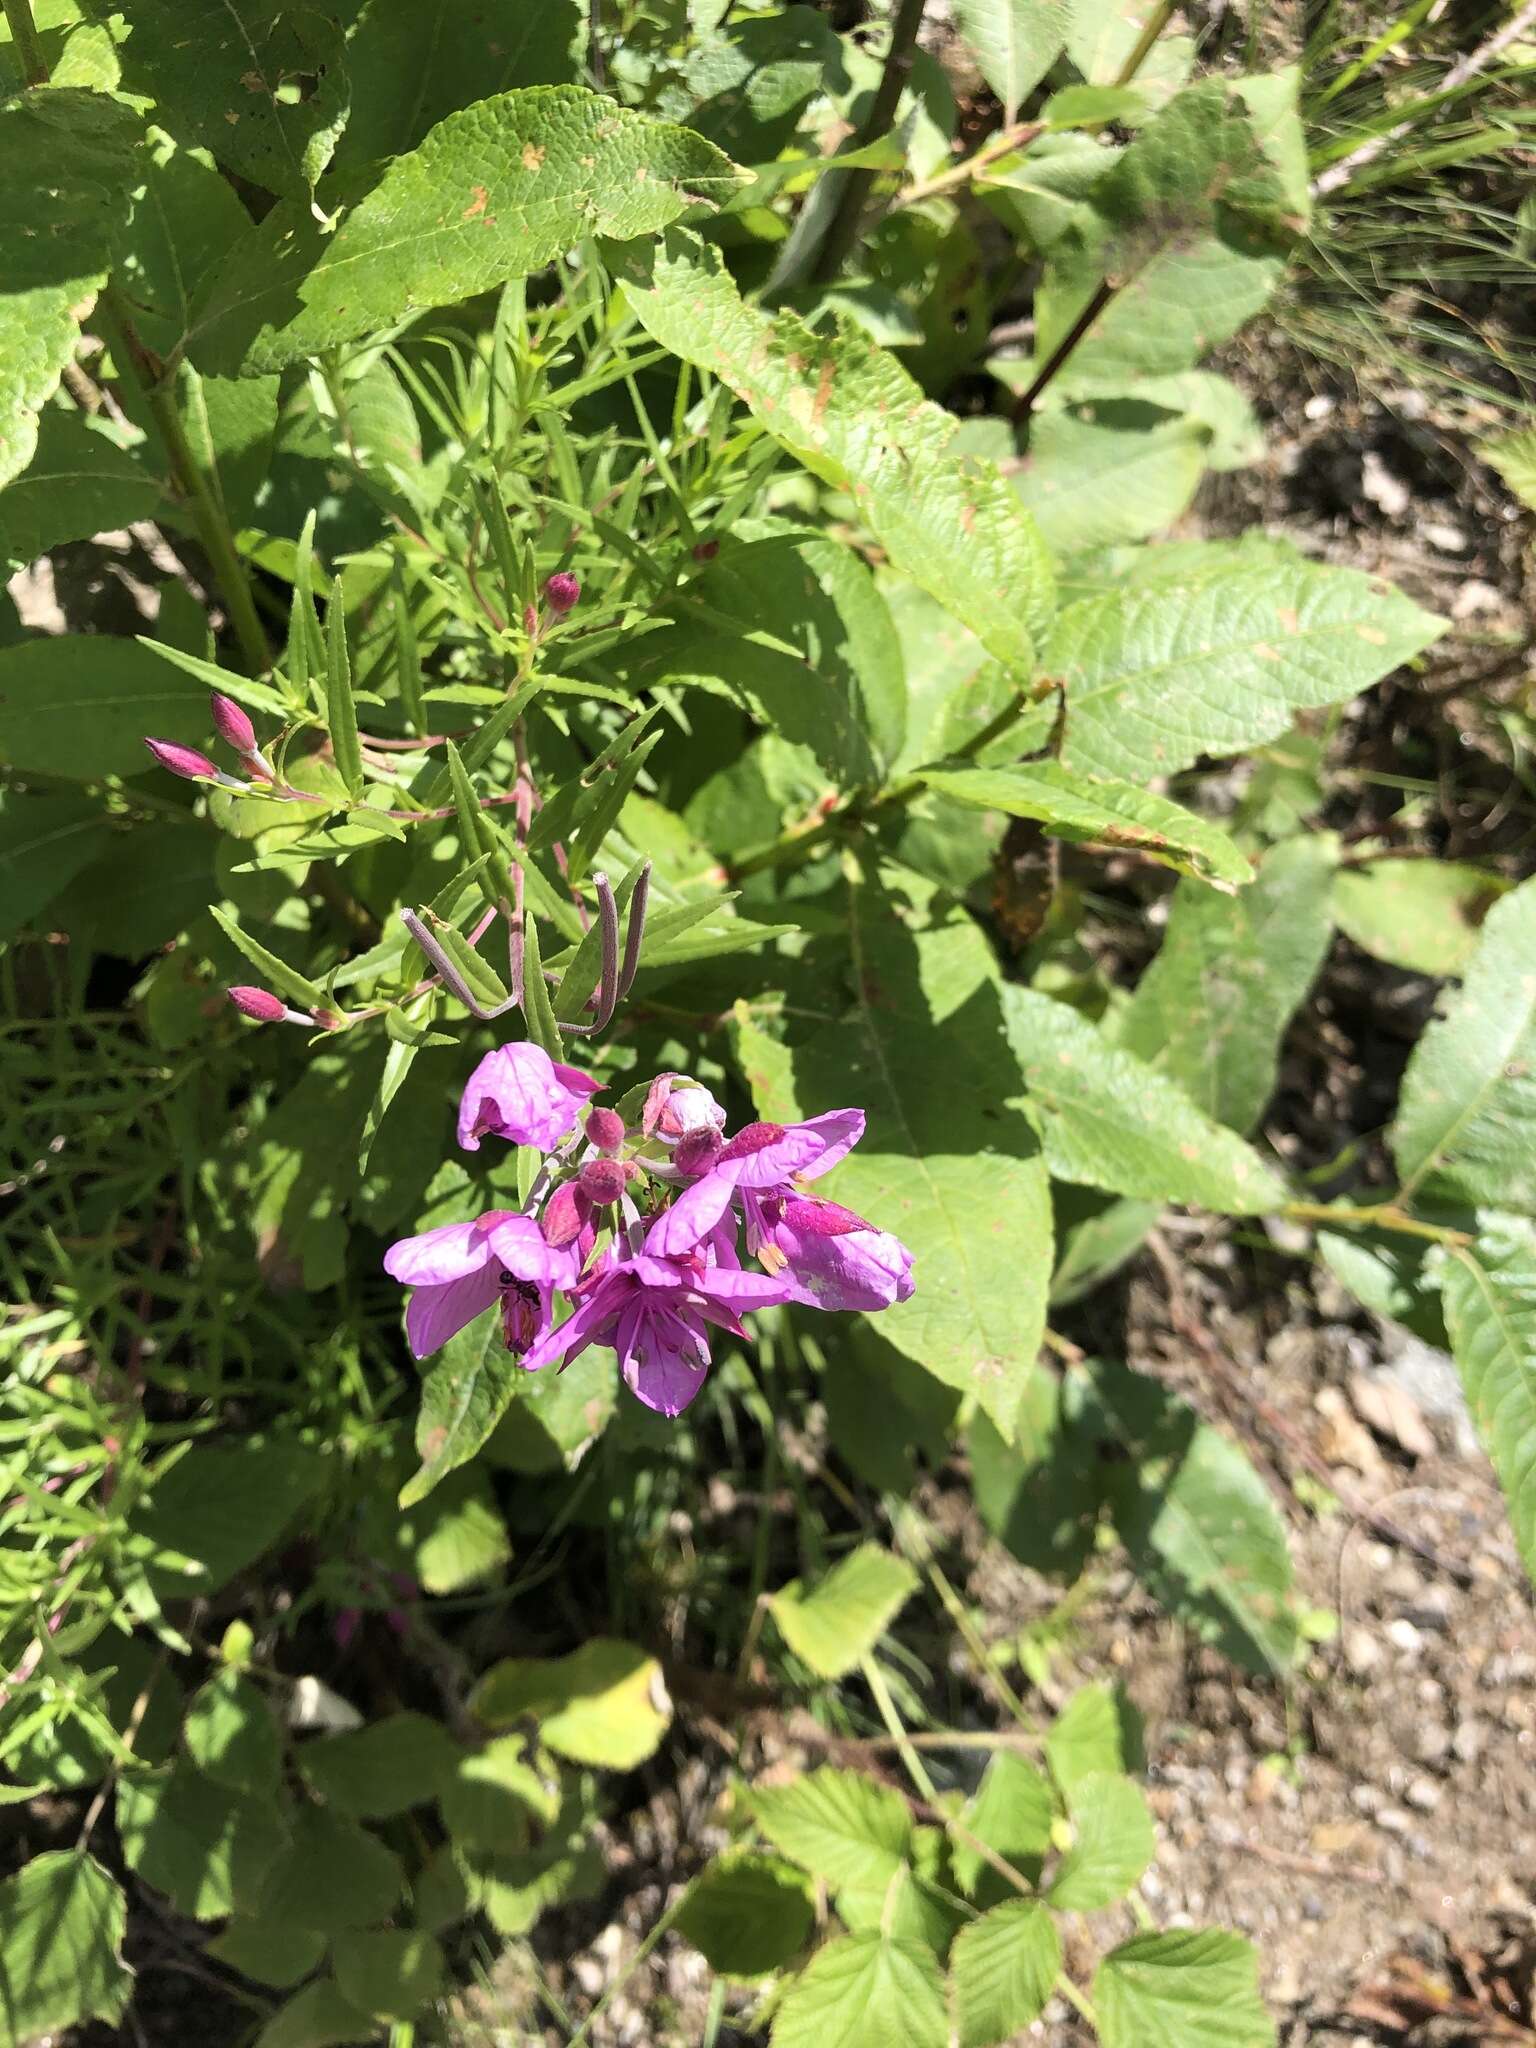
[144,736,219,781]
[544,571,580,615]
[522,603,539,637]
[227,985,288,1023]
[692,539,720,562]
[209,691,257,755]
[578,1158,627,1205]
[674,1128,723,1178]
[585,1106,625,1155]
[543,1182,591,1247]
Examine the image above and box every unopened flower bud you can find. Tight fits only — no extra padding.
[691,539,719,562]
[522,603,539,638]
[543,1182,591,1247]
[674,1128,723,1178]
[227,985,288,1023]
[578,1158,627,1205]
[209,691,257,756]
[585,1106,625,1155]
[544,571,580,615]
[144,736,220,781]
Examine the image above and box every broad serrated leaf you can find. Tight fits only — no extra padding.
[0,407,160,561]
[751,1768,912,1892]
[952,0,1068,118]
[1441,1221,1536,1586]
[117,1760,289,1920]
[0,89,140,489]
[1047,1769,1154,1911]
[0,792,115,945]
[950,1898,1061,2048]
[113,0,348,199]
[1119,835,1337,1132]
[1333,858,1506,979]
[771,1933,947,2048]
[676,1853,815,1979]
[192,88,743,374]
[0,633,217,781]
[299,1711,459,1818]
[132,1438,326,1593]
[1002,986,1285,1212]
[183,1669,282,1796]
[1046,1682,1143,1794]
[1482,426,1536,513]
[1392,876,1536,1211]
[252,1976,375,2048]
[0,1852,130,2038]
[952,1752,1056,1896]
[1094,1928,1275,2048]
[1014,544,1446,782]
[921,762,1252,889]
[206,1918,326,1989]
[617,231,1054,673]
[1085,1359,1299,1672]
[970,1368,1108,1578]
[767,1544,919,1679]
[1012,399,1207,555]
[333,1929,444,2022]
[471,1640,671,1769]
[113,132,255,359]
[793,875,1052,1436]
[399,1307,525,1508]
[255,1806,403,1935]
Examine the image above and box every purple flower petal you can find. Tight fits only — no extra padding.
[622,1304,713,1416]
[403,1260,502,1359]
[456,1043,601,1152]
[772,1223,915,1313]
[484,1212,582,1290]
[722,1109,867,1188]
[644,1169,740,1256]
[384,1218,497,1286]
[518,1282,619,1374]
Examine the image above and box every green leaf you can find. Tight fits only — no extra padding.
[1441,1221,1536,1587]
[1333,858,1506,978]
[112,0,348,200]
[324,577,363,799]
[0,88,141,489]
[1094,1928,1275,2048]
[253,1977,376,2048]
[255,1806,404,1935]
[299,1711,459,1819]
[1315,1227,1447,1348]
[208,905,328,1010]
[0,1851,130,2037]
[1018,541,1446,782]
[1047,1770,1154,1911]
[192,88,744,374]
[675,1852,815,1979]
[1034,82,1292,389]
[116,1760,289,1919]
[0,407,160,561]
[1002,986,1286,1212]
[409,1468,511,1594]
[1118,835,1338,1132]
[113,132,256,360]
[952,1753,1056,1896]
[750,1768,912,1893]
[618,231,1054,674]
[950,1899,1061,2048]
[980,130,1121,251]
[1481,425,1536,513]
[921,763,1252,890]
[0,633,217,781]
[332,0,581,177]
[0,793,114,945]
[771,1933,947,2048]
[793,875,1053,1436]
[438,1734,559,1851]
[399,1305,525,1509]
[183,1669,282,1796]
[1045,1682,1143,1796]
[768,1544,919,1679]
[484,1345,617,1473]
[472,1639,672,1769]
[206,1918,327,1990]
[132,1438,325,1593]
[952,0,1067,118]
[1085,1359,1299,1673]
[1392,876,1536,1211]
[333,1929,444,2022]
[970,1368,1107,1579]
[1012,400,1207,556]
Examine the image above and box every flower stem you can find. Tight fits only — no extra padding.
[1281,1199,1471,1248]
[2,0,47,83]
[809,0,928,283]
[1113,0,1177,86]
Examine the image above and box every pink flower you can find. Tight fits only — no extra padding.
[457,1042,602,1153]
[518,1213,794,1416]
[209,691,257,756]
[382,1210,579,1361]
[143,737,221,781]
[647,1110,866,1255]
[227,985,287,1022]
[544,572,581,615]
[744,1193,914,1313]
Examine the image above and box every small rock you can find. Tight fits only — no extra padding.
[1421,519,1469,554]
[1343,1627,1383,1678]
[1351,1783,1384,1816]
[1375,1806,1411,1835]
[1247,1762,1281,1807]
[1412,1724,1451,1770]
[1349,1372,1437,1460]
[1452,1719,1484,1763]
[1405,1775,1442,1813]
[1361,450,1410,518]
[1303,393,1335,421]
[1405,1589,1453,1633]
[1385,1617,1423,1656]
[1302,1893,1327,1921]
[1451,577,1504,620]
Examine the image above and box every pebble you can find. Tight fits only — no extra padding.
[1412,1724,1451,1769]
[1351,1783,1383,1815]
[1485,1651,1536,1686]
[1302,1893,1327,1921]
[1385,1618,1423,1656]
[1452,1719,1484,1763]
[1343,1627,1383,1677]
[1405,1775,1442,1813]
[1375,1806,1411,1836]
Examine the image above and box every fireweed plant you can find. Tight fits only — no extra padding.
[1,0,1531,2042]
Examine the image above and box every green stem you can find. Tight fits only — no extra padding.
[1056,1972,1100,2030]
[104,297,271,676]
[861,1653,939,1803]
[1281,1199,1471,1248]
[809,0,928,283]
[1112,0,1177,86]
[564,1900,681,2048]
[2,0,48,84]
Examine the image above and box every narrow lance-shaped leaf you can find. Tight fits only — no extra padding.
[190,88,745,375]
[616,231,1055,674]
[1440,1220,1536,1588]
[209,906,327,1010]
[520,914,564,1058]
[325,579,364,800]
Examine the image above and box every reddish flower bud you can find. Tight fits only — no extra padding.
[692,539,720,562]
[522,603,539,637]
[585,1106,625,1154]
[718,1120,786,1163]
[544,571,580,615]
[209,691,257,755]
[674,1128,723,1178]
[228,985,287,1022]
[144,736,220,781]
[543,1182,591,1247]
[578,1158,627,1205]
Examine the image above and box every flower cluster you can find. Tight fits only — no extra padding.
[383,1045,914,1417]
